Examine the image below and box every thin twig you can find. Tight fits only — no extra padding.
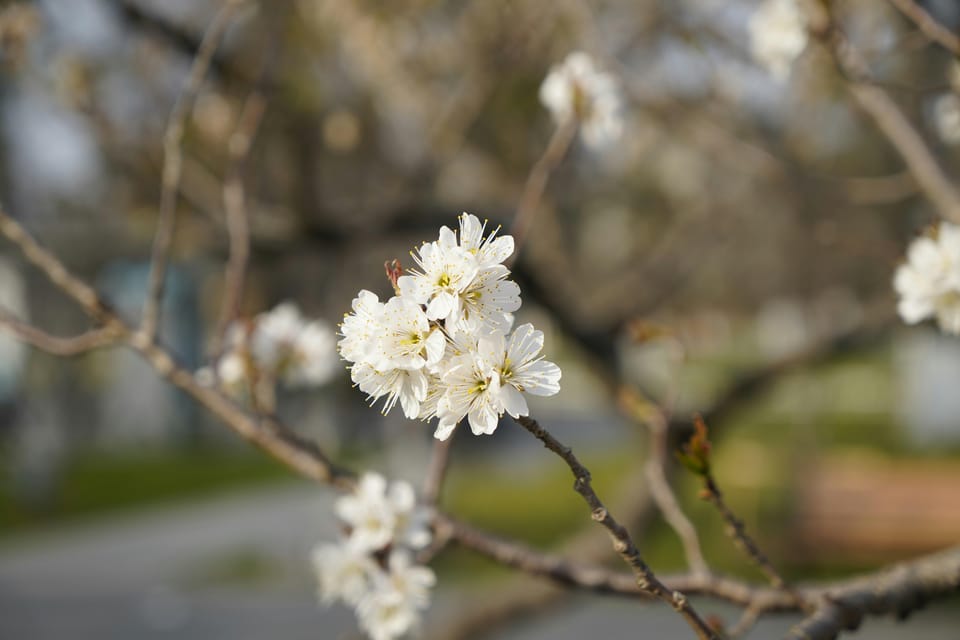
[0,308,119,357]
[507,118,577,264]
[810,10,960,225]
[887,0,960,56]
[727,603,762,639]
[140,0,244,344]
[701,473,788,593]
[422,430,455,507]
[0,212,112,322]
[620,384,710,577]
[645,407,711,578]
[513,415,719,640]
[212,90,267,359]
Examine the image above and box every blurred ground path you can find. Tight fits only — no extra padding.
[0,481,354,639]
[0,482,330,593]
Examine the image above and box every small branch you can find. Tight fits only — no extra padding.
[422,430,455,507]
[0,308,119,357]
[810,10,960,226]
[622,388,710,577]
[440,513,798,611]
[507,118,577,264]
[701,473,788,593]
[888,0,960,56]
[212,90,267,359]
[0,210,114,321]
[140,0,244,343]
[514,415,719,640]
[727,603,761,639]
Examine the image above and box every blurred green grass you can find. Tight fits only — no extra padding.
[0,447,295,536]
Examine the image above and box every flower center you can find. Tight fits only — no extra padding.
[400,332,422,347]
[437,273,451,288]
[469,377,489,395]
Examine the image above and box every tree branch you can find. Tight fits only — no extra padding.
[702,472,791,594]
[787,545,960,639]
[810,9,960,225]
[0,308,119,357]
[513,415,720,640]
[888,0,960,56]
[508,118,577,264]
[422,430,455,507]
[620,387,711,577]
[0,203,354,490]
[140,0,244,343]
[211,89,267,359]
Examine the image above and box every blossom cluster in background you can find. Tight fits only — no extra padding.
[312,473,434,640]
[932,93,960,146]
[748,0,808,81]
[339,213,561,439]
[202,302,339,393]
[539,51,623,149]
[895,223,960,335]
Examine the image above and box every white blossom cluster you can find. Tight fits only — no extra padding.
[748,0,808,81]
[894,223,960,335]
[539,51,623,149]
[206,302,339,392]
[312,473,434,640]
[339,212,562,439]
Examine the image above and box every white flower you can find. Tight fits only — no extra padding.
[478,323,562,419]
[455,265,521,336]
[339,214,562,440]
[335,473,432,553]
[539,51,623,149]
[250,302,303,369]
[398,241,477,323]
[311,542,379,606]
[432,212,521,334]
[356,551,436,640]
[439,212,515,269]
[933,93,960,145]
[748,0,808,81]
[894,223,960,334]
[339,290,387,364]
[433,323,561,439]
[216,346,248,389]
[352,362,429,419]
[435,349,503,440]
[288,321,339,386]
[375,296,446,371]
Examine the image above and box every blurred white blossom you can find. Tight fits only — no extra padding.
[335,472,431,552]
[539,51,623,149]
[357,551,436,640]
[312,473,434,640]
[312,542,378,606]
[748,0,808,80]
[204,302,339,394]
[338,212,560,440]
[894,223,960,334]
[932,93,960,145]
